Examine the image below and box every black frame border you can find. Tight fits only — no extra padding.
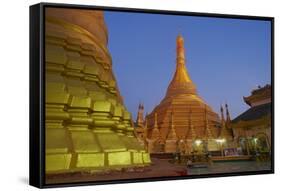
[29,2,274,188]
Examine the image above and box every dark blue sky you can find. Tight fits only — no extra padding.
[104,11,271,120]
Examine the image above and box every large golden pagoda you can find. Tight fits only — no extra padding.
[45,8,150,175]
[146,35,220,153]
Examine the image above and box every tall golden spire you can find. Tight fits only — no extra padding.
[154,112,158,128]
[166,110,177,140]
[166,34,196,97]
[136,103,144,127]
[146,35,220,154]
[185,109,196,140]
[219,105,233,139]
[151,112,160,139]
[144,114,148,139]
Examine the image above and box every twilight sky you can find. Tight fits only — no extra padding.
[104,11,271,121]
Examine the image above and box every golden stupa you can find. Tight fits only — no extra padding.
[45,8,150,174]
[146,35,220,153]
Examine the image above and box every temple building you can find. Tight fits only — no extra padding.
[231,84,272,156]
[143,34,227,154]
[45,8,150,175]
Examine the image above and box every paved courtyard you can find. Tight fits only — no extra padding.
[46,158,272,185]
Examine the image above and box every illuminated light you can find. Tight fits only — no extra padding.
[216,138,226,143]
[195,139,202,146]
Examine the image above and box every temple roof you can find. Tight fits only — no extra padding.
[232,103,271,123]
[243,84,271,107]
